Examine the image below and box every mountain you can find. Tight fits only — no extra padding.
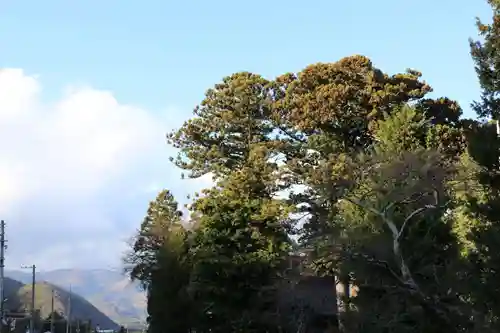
[17,281,119,329]
[0,277,118,330]
[6,269,146,328]
[3,277,25,310]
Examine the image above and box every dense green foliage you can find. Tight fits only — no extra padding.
[126,191,192,333]
[126,2,500,332]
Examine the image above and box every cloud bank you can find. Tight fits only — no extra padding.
[0,69,208,270]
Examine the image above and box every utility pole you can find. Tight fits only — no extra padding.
[21,265,36,333]
[0,220,6,333]
[65,285,72,333]
[31,265,36,333]
[50,289,55,333]
[496,119,500,166]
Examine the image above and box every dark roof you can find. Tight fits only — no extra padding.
[277,276,337,316]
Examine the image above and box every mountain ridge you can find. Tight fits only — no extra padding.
[0,277,119,330]
[6,269,147,328]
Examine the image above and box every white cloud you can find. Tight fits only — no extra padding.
[0,68,209,270]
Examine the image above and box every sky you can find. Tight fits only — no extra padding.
[0,0,492,270]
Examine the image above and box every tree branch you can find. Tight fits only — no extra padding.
[340,190,462,329]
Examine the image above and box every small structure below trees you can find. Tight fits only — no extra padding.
[275,253,339,333]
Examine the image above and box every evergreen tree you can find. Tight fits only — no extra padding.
[470,0,500,124]
[464,1,500,328]
[130,51,500,332]
[326,106,484,332]
[167,72,277,180]
[187,146,291,332]
[125,190,192,333]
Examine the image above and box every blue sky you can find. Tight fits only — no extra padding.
[0,0,492,270]
[1,0,491,115]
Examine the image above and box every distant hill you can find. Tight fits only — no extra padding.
[0,277,118,330]
[17,282,119,329]
[6,269,146,328]
[3,277,25,310]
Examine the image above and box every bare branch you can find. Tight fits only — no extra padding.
[341,197,418,292]
[399,191,429,205]
[397,206,432,241]
[347,252,406,286]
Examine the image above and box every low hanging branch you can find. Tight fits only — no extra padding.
[324,147,483,330]
[341,195,438,288]
[341,187,461,330]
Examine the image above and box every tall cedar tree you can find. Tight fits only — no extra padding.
[470,0,500,171]
[125,190,192,333]
[467,0,500,328]
[167,72,278,180]
[168,74,292,331]
[187,146,291,333]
